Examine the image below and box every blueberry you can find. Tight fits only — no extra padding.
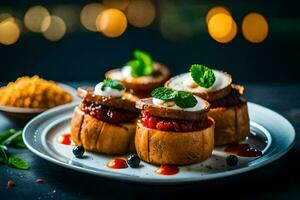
[73,146,85,158]
[127,154,140,168]
[226,155,238,166]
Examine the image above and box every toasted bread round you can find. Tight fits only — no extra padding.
[209,102,249,145]
[136,98,210,121]
[79,89,139,112]
[165,71,232,101]
[135,118,214,165]
[70,107,136,154]
[105,62,170,91]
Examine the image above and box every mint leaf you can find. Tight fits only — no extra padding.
[0,145,8,164]
[8,155,29,170]
[0,129,17,144]
[101,78,125,91]
[126,50,153,77]
[174,91,198,108]
[190,64,216,88]
[10,133,26,148]
[151,87,176,100]
[2,130,22,146]
[151,87,197,109]
[126,59,143,77]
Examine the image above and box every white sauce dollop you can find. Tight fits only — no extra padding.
[94,82,125,97]
[152,96,207,112]
[168,70,231,93]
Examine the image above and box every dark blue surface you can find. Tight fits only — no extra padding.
[0,83,299,199]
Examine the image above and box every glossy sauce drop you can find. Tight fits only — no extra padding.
[224,143,262,157]
[58,134,71,145]
[155,165,179,175]
[107,158,128,169]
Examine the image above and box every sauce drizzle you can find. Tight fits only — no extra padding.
[107,158,128,169]
[155,165,179,175]
[224,143,262,157]
[58,133,71,145]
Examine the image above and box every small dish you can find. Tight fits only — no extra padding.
[0,83,79,123]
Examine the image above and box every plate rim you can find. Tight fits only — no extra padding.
[23,102,296,184]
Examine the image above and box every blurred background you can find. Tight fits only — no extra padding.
[0,0,299,83]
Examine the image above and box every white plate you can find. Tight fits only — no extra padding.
[23,102,295,184]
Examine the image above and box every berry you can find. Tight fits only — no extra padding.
[73,146,85,158]
[226,155,238,166]
[7,180,15,187]
[36,179,44,184]
[127,154,141,168]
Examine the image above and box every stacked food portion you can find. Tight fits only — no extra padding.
[69,60,250,167]
[70,78,139,154]
[105,50,170,98]
[135,87,214,165]
[165,64,249,145]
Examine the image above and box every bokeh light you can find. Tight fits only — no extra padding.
[52,5,80,33]
[96,8,127,38]
[24,5,50,32]
[125,0,156,28]
[207,9,237,43]
[0,13,13,22]
[103,0,129,11]
[0,20,20,45]
[206,6,231,24]
[41,16,66,41]
[242,12,268,43]
[80,3,104,32]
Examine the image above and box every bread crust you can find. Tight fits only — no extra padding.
[136,98,210,121]
[70,107,136,155]
[209,103,249,145]
[135,118,215,165]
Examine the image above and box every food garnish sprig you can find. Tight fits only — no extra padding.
[0,129,29,170]
[151,87,197,108]
[126,50,153,77]
[101,78,125,91]
[190,64,216,88]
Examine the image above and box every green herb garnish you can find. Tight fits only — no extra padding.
[174,91,198,108]
[190,64,216,88]
[151,87,197,108]
[126,49,153,77]
[8,155,29,170]
[0,129,29,170]
[101,78,125,91]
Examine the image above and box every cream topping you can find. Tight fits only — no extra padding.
[168,70,231,93]
[152,96,208,112]
[94,82,125,97]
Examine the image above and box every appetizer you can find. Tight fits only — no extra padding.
[70,78,139,155]
[165,64,250,145]
[105,50,170,98]
[0,76,72,109]
[135,87,214,165]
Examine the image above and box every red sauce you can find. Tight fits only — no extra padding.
[224,143,262,157]
[58,134,71,145]
[141,110,213,132]
[155,165,179,175]
[107,158,128,169]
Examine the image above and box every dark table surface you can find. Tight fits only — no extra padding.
[0,83,299,200]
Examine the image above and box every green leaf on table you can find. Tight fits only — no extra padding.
[2,130,23,147]
[0,129,17,144]
[0,145,8,164]
[174,91,198,108]
[151,87,176,100]
[8,155,29,170]
[190,64,216,88]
